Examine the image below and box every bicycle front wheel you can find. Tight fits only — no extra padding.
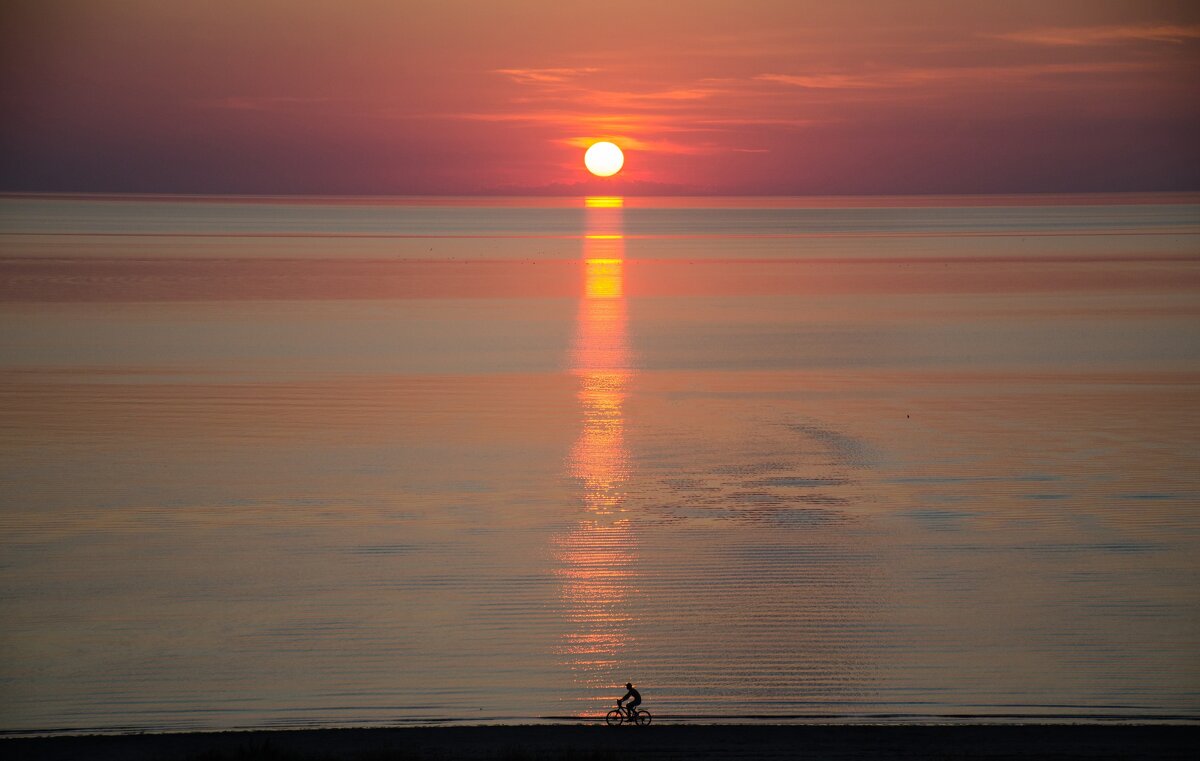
[634,709,652,726]
[605,709,624,726]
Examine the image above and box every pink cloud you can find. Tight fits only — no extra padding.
[493,67,600,85]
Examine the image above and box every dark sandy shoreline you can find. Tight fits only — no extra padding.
[5,724,1198,761]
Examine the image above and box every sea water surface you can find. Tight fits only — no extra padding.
[1,194,1198,732]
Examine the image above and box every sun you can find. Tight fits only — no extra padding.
[584,142,624,177]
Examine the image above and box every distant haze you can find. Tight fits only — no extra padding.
[1,0,1198,195]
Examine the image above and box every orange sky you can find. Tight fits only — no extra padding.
[2,0,1198,194]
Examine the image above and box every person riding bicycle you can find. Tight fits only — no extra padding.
[617,682,641,717]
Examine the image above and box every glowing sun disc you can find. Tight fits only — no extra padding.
[584,142,624,177]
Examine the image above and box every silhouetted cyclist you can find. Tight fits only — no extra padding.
[617,682,641,717]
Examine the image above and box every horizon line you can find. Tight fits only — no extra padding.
[4,190,1199,207]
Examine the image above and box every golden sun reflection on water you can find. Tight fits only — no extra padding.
[583,196,624,209]
[558,199,637,701]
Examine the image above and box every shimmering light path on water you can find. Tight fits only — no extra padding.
[1,195,1198,732]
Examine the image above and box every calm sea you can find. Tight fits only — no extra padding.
[1,194,1198,732]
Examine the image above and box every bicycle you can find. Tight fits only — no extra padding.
[605,703,652,726]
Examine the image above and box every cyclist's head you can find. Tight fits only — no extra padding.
[625,682,632,689]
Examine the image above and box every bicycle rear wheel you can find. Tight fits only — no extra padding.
[605,709,624,726]
[634,709,652,726]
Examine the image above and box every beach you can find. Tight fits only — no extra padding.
[7,724,1200,761]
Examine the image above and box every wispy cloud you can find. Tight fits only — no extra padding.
[756,61,1154,91]
[461,18,1188,172]
[449,109,727,136]
[755,73,878,90]
[995,24,1200,47]
[595,87,719,103]
[494,67,600,85]
[697,117,819,127]
[465,67,780,157]
[557,134,718,155]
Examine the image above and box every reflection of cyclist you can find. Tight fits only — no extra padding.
[617,682,641,716]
